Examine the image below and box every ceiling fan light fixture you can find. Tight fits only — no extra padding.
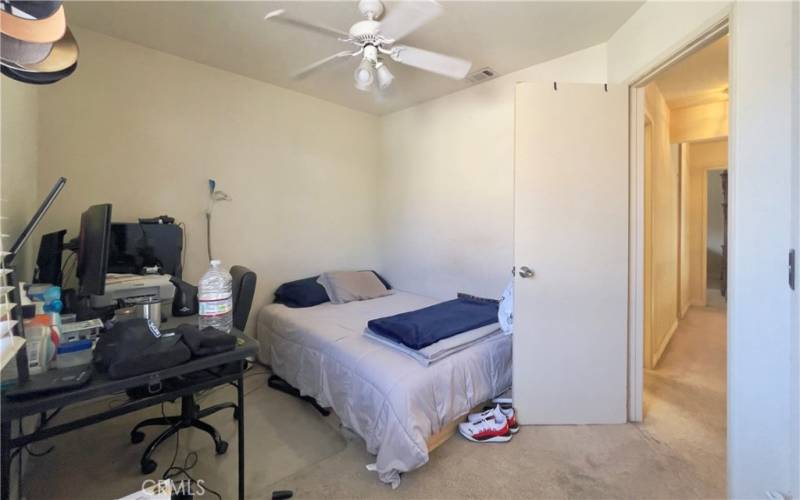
[270,0,474,97]
[375,60,394,89]
[354,58,375,91]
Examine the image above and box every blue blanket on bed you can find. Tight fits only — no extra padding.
[367,297,499,350]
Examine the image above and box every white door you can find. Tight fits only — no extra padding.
[513,82,629,424]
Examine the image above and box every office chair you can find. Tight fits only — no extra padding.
[129,266,257,474]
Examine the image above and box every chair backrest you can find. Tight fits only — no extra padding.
[230,265,257,331]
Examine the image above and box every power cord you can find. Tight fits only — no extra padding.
[159,403,222,500]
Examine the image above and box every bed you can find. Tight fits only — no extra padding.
[256,291,512,486]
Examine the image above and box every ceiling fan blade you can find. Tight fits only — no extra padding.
[291,50,356,80]
[264,9,350,39]
[379,0,443,43]
[390,45,472,80]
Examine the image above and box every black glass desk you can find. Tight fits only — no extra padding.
[0,328,258,500]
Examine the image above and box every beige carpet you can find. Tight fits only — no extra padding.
[18,307,726,499]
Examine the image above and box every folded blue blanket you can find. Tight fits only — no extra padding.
[367,297,499,350]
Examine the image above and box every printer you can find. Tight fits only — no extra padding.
[90,274,175,326]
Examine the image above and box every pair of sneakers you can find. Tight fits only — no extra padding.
[458,404,519,443]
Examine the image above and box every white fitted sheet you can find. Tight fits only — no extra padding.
[256,291,512,486]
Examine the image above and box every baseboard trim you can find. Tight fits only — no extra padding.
[652,320,679,368]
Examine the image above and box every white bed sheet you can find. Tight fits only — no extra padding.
[256,291,512,486]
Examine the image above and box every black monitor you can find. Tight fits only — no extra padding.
[76,204,112,297]
[108,223,183,277]
[34,229,67,285]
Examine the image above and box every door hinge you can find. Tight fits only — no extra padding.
[789,249,796,291]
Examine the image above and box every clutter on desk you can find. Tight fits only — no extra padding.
[55,338,92,368]
[21,310,60,374]
[170,276,198,317]
[60,318,102,342]
[1,177,244,400]
[0,1,80,85]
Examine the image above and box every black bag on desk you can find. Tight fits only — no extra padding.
[94,319,191,379]
[177,324,236,357]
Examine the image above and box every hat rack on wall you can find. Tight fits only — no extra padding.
[0,0,79,85]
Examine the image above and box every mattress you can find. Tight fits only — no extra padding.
[256,291,512,487]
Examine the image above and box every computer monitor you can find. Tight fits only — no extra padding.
[34,229,67,285]
[76,204,112,297]
[108,223,184,277]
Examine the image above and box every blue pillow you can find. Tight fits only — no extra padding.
[274,277,329,308]
[274,271,392,308]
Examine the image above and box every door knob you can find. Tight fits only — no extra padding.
[519,266,534,278]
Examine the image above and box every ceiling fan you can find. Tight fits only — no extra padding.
[264,0,472,93]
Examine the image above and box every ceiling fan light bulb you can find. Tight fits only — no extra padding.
[376,62,394,89]
[354,59,375,91]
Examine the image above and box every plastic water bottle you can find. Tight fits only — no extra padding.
[198,260,233,333]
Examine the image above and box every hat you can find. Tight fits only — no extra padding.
[3,27,76,72]
[0,3,65,43]
[0,33,51,65]
[0,1,61,20]
[1,59,75,84]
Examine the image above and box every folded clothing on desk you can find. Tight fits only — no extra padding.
[176,324,236,357]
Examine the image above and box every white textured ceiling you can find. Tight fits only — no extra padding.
[66,1,643,115]
[654,35,728,109]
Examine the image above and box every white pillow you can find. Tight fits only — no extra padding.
[317,271,391,304]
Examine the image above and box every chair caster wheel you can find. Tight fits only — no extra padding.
[215,441,228,455]
[131,431,145,444]
[141,459,157,475]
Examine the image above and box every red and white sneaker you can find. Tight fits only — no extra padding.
[458,412,513,443]
[467,404,520,434]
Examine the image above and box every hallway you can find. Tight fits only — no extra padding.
[642,306,727,494]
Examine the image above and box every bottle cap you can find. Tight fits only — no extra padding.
[210,259,221,266]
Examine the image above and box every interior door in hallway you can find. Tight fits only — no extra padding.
[513,82,629,424]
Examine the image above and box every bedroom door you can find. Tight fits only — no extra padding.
[513,82,628,424]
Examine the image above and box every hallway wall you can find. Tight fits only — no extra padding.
[644,83,679,368]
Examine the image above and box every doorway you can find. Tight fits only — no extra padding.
[636,30,730,490]
[706,168,727,308]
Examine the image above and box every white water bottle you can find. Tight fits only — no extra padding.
[198,260,233,333]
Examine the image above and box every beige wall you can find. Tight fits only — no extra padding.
[606,1,731,83]
[35,28,382,332]
[378,44,607,300]
[0,79,39,282]
[644,83,679,368]
[671,100,728,144]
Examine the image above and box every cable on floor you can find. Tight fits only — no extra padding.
[159,403,223,500]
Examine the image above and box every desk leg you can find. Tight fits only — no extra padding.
[237,371,245,500]
[1,420,11,500]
